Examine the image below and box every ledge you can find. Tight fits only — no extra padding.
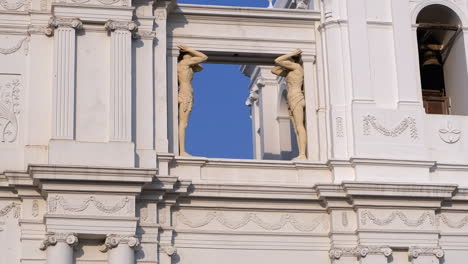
[174,4,320,21]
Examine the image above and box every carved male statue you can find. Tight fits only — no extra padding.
[271,49,307,160]
[177,45,208,156]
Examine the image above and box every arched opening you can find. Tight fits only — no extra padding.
[416,4,468,115]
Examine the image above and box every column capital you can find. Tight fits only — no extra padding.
[329,247,358,260]
[356,246,392,258]
[105,20,138,32]
[100,234,140,252]
[409,247,444,259]
[48,17,83,30]
[162,246,177,256]
[133,30,157,40]
[28,25,54,36]
[39,233,79,250]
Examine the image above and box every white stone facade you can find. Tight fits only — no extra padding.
[1,0,468,263]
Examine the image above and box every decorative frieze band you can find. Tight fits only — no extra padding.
[100,234,140,252]
[175,211,328,232]
[409,247,444,259]
[360,210,434,227]
[48,195,132,214]
[39,233,79,250]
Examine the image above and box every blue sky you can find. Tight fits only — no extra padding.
[185,64,254,159]
[179,0,275,159]
[178,0,271,8]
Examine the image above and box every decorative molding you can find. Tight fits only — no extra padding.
[356,246,392,258]
[70,0,121,4]
[176,211,327,232]
[439,121,461,144]
[409,247,444,259]
[329,247,356,259]
[360,210,434,227]
[336,117,344,137]
[0,37,28,55]
[0,202,20,218]
[163,246,177,256]
[245,80,261,106]
[105,20,138,32]
[32,200,39,217]
[363,115,418,139]
[48,17,83,30]
[100,234,140,252]
[155,8,167,20]
[133,30,157,40]
[295,0,309,9]
[0,78,21,143]
[438,214,468,229]
[330,246,392,259]
[48,195,131,214]
[40,0,46,10]
[0,0,30,11]
[39,233,79,250]
[28,25,54,36]
[341,211,349,227]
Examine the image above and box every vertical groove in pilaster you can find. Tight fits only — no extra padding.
[52,27,76,139]
[110,30,131,141]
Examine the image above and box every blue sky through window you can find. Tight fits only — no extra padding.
[185,64,254,159]
[179,0,277,159]
[178,0,271,8]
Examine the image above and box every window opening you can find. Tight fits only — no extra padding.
[416,5,467,115]
[185,64,254,159]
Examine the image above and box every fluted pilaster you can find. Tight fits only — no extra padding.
[49,17,82,139]
[105,20,137,142]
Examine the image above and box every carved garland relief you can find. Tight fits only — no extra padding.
[363,115,418,139]
[360,210,434,227]
[175,211,328,232]
[48,195,132,214]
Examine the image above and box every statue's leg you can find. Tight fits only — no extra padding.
[178,100,193,157]
[291,102,307,160]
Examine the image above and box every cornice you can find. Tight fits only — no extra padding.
[174,4,320,22]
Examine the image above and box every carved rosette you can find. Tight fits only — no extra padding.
[100,234,140,252]
[355,246,392,258]
[39,233,79,250]
[48,17,83,30]
[409,247,444,259]
[105,20,138,32]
